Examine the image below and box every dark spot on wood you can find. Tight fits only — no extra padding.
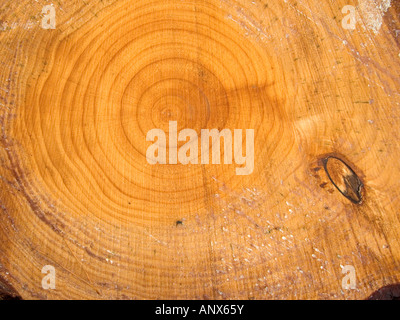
[367,284,400,300]
[265,226,281,234]
[176,220,183,226]
[322,156,363,204]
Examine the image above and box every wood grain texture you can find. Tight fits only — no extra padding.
[0,0,400,300]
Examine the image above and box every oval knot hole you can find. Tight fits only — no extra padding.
[322,156,363,204]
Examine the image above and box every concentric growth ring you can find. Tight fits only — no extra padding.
[18,0,277,223]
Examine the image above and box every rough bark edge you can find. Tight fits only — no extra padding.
[367,284,400,300]
[0,275,22,300]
